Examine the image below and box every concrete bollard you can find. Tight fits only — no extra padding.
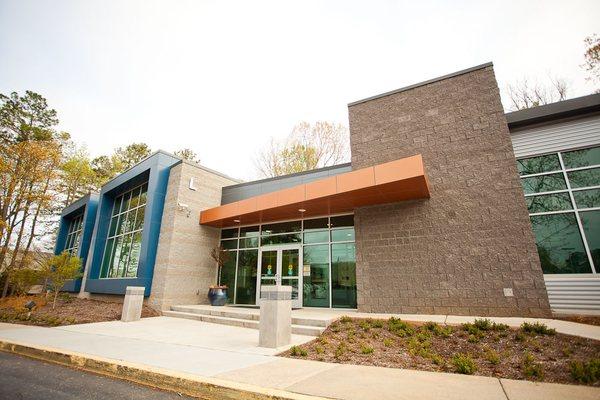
[259,285,292,348]
[121,286,145,322]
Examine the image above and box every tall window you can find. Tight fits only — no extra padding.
[64,214,84,255]
[100,183,148,278]
[518,146,600,274]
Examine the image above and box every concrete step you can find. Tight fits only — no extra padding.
[169,305,329,328]
[163,310,325,337]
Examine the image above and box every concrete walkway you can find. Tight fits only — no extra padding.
[0,317,599,399]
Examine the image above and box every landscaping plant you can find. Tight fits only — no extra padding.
[41,252,82,309]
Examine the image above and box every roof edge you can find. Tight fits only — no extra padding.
[348,62,494,107]
[505,93,600,130]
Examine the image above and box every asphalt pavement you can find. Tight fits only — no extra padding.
[0,351,194,400]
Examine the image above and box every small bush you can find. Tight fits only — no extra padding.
[359,320,371,331]
[462,323,483,338]
[520,322,556,336]
[473,318,493,331]
[315,345,324,354]
[562,346,572,357]
[361,345,374,355]
[335,343,346,358]
[522,352,544,380]
[430,353,445,366]
[452,353,477,375]
[485,348,500,365]
[468,334,480,343]
[340,315,352,324]
[515,332,527,342]
[383,338,394,347]
[570,359,600,384]
[372,319,384,329]
[319,337,329,346]
[388,317,414,337]
[290,346,307,357]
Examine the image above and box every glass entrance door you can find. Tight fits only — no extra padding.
[259,245,302,308]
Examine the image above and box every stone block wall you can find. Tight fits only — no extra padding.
[149,162,238,310]
[348,64,551,317]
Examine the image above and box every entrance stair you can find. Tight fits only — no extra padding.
[164,305,331,336]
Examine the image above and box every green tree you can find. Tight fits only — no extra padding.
[60,151,97,206]
[91,154,124,187]
[174,148,200,163]
[42,251,82,309]
[114,143,151,170]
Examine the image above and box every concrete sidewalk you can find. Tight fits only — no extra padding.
[0,318,598,400]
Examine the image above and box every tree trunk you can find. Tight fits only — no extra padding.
[1,276,10,298]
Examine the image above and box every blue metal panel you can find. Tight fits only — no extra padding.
[55,193,99,292]
[83,152,180,296]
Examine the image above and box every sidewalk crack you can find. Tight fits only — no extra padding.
[498,378,510,400]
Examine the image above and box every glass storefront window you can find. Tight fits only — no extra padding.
[530,214,592,274]
[235,250,257,304]
[520,173,567,194]
[331,243,357,308]
[303,245,329,307]
[331,228,355,242]
[219,251,237,304]
[100,183,147,278]
[517,154,561,176]
[218,214,356,308]
[303,230,329,244]
[260,233,301,246]
[261,221,301,235]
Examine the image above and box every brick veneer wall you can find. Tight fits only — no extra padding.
[348,65,551,317]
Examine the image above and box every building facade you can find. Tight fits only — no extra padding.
[54,62,600,316]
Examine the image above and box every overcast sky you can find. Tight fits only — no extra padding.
[1,0,598,180]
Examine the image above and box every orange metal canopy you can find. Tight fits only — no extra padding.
[200,154,430,227]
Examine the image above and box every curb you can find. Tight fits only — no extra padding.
[0,339,327,400]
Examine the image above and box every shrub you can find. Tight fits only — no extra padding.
[383,338,394,347]
[462,323,482,338]
[468,334,480,343]
[334,343,346,358]
[290,346,307,357]
[361,345,374,355]
[484,348,500,365]
[340,315,352,324]
[423,322,453,338]
[473,318,493,331]
[562,346,572,357]
[520,322,556,336]
[388,317,414,337]
[372,319,384,329]
[452,353,477,375]
[319,337,329,346]
[522,352,544,380]
[359,320,371,331]
[570,359,600,384]
[430,353,445,366]
[9,268,42,295]
[315,345,324,355]
[515,332,527,342]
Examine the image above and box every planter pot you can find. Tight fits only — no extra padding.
[208,287,228,306]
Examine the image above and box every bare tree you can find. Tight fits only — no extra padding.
[254,121,349,178]
[506,77,569,111]
[582,34,600,91]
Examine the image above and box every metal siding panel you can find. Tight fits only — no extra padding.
[544,275,600,314]
[511,115,600,158]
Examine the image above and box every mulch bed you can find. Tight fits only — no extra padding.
[281,317,600,386]
[0,295,160,326]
